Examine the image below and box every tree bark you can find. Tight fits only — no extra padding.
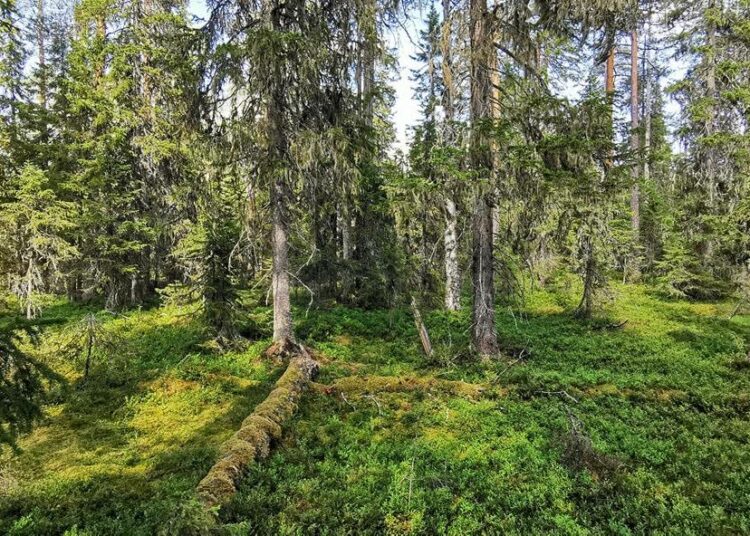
[25,258,35,320]
[705,0,717,208]
[630,29,640,237]
[576,233,595,319]
[270,164,293,345]
[642,25,651,185]
[269,4,294,346]
[605,47,615,96]
[469,0,497,356]
[444,197,460,310]
[441,0,460,311]
[94,12,106,82]
[339,204,352,261]
[489,2,502,246]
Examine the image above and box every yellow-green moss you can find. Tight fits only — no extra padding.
[326,374,486,400]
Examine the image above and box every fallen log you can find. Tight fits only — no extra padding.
[196,347,319,510]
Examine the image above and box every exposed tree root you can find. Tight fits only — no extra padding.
[196,345,318,510]
[263,337,303,361]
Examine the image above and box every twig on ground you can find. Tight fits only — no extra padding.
[362,394,383,415]
[593,320,628,331]
[340,391,356,409]
[536,389,579,404]
[496,349,528,378]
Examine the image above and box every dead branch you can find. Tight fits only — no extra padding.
[410,296,433,358]
[536,390,579,404]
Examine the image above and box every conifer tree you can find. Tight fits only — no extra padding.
[0,164,76,318]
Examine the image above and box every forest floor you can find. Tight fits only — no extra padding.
[1,283,749,535]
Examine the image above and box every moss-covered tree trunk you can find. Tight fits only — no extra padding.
[197,350,319,509]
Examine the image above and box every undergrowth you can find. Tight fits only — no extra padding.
[0,284,748,534]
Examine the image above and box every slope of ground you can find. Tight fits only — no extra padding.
[1,284,749,535]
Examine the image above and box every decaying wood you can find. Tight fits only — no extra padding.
[410,296,433,357]
[196,348,319,510]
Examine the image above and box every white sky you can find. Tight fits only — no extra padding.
[385,11,424,154]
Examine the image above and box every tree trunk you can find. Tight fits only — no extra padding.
[469,0,497,356]
[444,197,460,310]
[576,234,595,319]
[94,13,106,82]
[705,0,718,208]
[197,349,319,509]
[642,26,651,185]
[339,204,352,261]
[269,5,294,347]
[603,46,615,171]
[605,47,615,96]
[630,29,640,237]
[441,0,460,312]
[489,3,502,247]
[25,258,34,320]
[362,21,375,128]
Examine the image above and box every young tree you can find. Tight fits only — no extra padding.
[0,164,76,318]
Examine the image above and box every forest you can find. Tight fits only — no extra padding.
[0,0,749,533]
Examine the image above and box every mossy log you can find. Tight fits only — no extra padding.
[196,348,318,509]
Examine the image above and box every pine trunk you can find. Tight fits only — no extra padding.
[642,20,655,267]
